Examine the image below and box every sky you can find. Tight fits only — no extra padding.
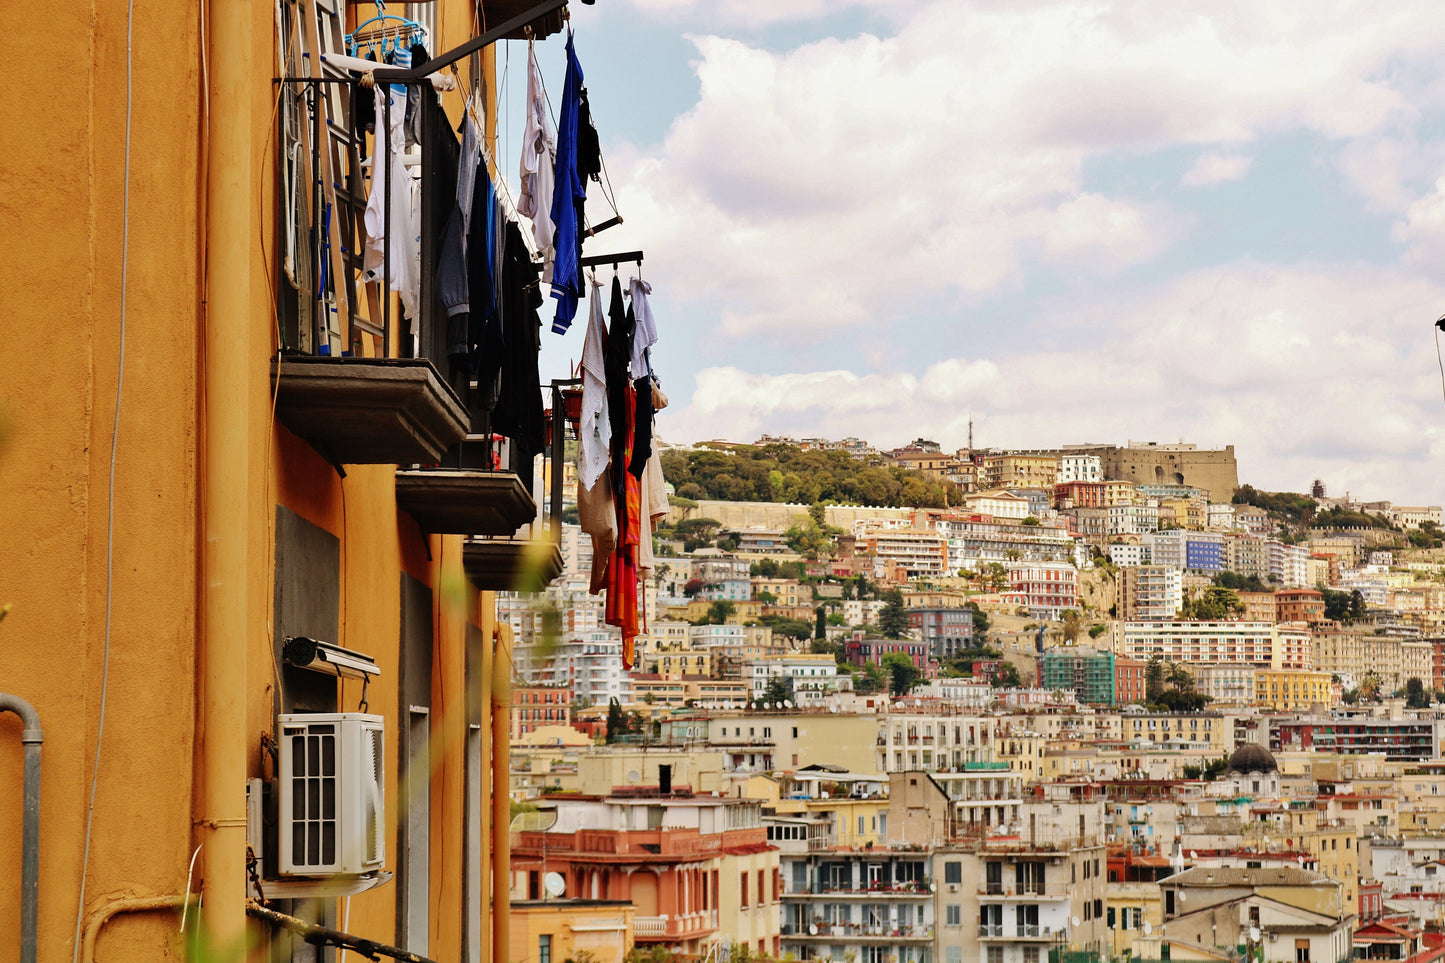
[496,0,1445,505]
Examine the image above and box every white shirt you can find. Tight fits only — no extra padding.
[629,277,658,376]
[519,40,557,270]
[578,276,611,490]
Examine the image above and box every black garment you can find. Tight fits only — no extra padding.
[577,87,602,183]
[603,276,635,498]
[404,43,429,151]
[420,90,459,370]
[629,372,654,479]
[489,222,546,474]
[351,53,377,159]
[462,162,499,374]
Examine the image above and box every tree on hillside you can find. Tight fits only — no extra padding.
[879,589,910,639]
[760,675,795,706]
[1145,657,1165,703]
[814,607,827,639]
[1183,586,1244,620]
[965,601,990,637]
[1406,677,1431,709]
[696,600,736,625]
[1061,610,1083,644]
[1322,589,1366,623]
[882,652,922,697]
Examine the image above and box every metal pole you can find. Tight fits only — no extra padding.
[0,693,41,963]
[311,83,324,352]
[382,87,391,358]
[550,382,564,542]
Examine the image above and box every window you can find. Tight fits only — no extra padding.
[945,861,962,884]
[759,869,767,904]
[539,936,552,963]
[1295,940,1310,963]
[1025,949,1040,963]
[947,904,962,926]
[740,872,749,907]
[987,949,1004,963]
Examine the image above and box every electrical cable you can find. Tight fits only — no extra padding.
[1435,324,1445,405]
[72,0,135,956]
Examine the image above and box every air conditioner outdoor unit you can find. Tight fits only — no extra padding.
[278,713,385,877]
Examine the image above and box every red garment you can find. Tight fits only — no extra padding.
[605,383,641,666]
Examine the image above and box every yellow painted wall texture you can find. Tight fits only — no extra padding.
[0,0,514,960]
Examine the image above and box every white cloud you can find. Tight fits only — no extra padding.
[1181,152,1253,187]
[661,263,1445,503]
[600,0,1445,338]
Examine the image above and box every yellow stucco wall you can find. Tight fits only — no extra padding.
[1,1,511,959]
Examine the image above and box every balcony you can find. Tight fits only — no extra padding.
[463,536,563,592]
[395,469,535,536]
[634,910,719,941]
[789,923,935,942]
[978,884,1058,900]
[272,357,468,466]
[979,924,1062,941]
[787,884,933,899]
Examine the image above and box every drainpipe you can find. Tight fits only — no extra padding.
[491,620,512,963]
[0,693,41,963]
[200,0,252,949]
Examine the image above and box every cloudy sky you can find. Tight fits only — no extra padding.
[502,0,1445,504]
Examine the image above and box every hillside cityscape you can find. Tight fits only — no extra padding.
[506,434,1445,963]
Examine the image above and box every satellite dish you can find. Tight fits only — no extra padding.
[544,872,567,898]
[1189,851,1198,860]
[627,769,641,784]
[784,699,793,708]
[808,924,818,936]
[1143,922,1153,936]
[1072,916,1081,927]
[1249,926,1261,943]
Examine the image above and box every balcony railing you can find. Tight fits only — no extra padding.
[634,911,719,940]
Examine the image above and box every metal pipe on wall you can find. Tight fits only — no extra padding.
[491,621,512,963]
[201,0,252,949]
[0,693,42,963]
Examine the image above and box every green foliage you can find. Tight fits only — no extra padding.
[810,638,840,656]
[1143,658,1211,711]
[1184,755,1230,781]
[695,600,737,625]
[995,660,1023,688]
[660,444,960,508]
[751,558,780,577]
[1232,485,1316,523]
[882,651,922,696]
[1214,570,1269,592]
[965,601,990,636]
[1322,589,1365,623]
[605,698,634,743]
[1406,676,1431,709]
[759,614,813,640]
[1087,623,1107,639]
[1021,516,1040,526]
[1314,507,1398,531]
[879,589,910,639]
[761,675,795,706]
[1060,609,1083,644]
[1182,586,1245,620]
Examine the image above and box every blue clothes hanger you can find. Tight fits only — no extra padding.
[347,14,426,59]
